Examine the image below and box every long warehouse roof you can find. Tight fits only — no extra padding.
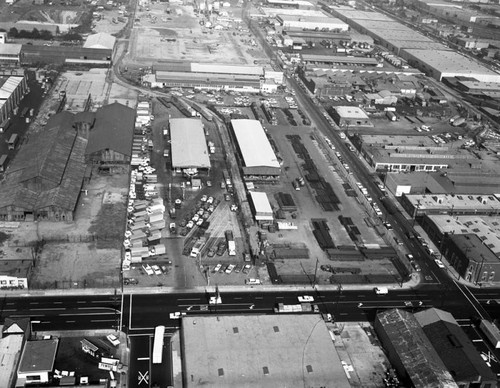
[170,118,211,169]
[231,119,280,169]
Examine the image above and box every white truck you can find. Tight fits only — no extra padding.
[225,230,236,256]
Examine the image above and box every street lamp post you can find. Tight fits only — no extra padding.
[30,320,40,340]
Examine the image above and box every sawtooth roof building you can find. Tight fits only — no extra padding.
[230,119,281,181]
[327,5,500,83]
[170,118,211,175]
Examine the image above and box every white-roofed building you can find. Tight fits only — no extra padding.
[170,118,211,176]
[0,44,21,65]
[0,75,28,130]
[401,49,500,82]
[0,334,24,388]
[83,32,116,51]
[330,106,372,127]
[231,119,281,180]
[276,15,349,32]
[249,191,274,222]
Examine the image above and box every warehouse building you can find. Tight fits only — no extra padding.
[401,193,500,219]
[0,74,28,129]
[249,191,274,223]
[231,119,281,181]
[181,314,350,388]
[276,15,349,32]
[0,44,22,65]
[0,335,24,388]
[415,308,497,387]
[443,233,500,284]
[83,102,136,171]
[374,309,458,388]
[21,45,112,67]
[83,32,116,52]
[170,118,210,176]
[329,106,372,127]
[301,54,380,68]
[17,339,59,386]
[0,112,87,222]
[401,49,500,83]
[355,134,477,173]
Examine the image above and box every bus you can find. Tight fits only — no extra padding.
[7,134,19,150]
[152,325,165,364]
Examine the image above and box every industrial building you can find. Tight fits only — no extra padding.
[265,0,315,9]
[401,193,500,219]
[83,102,136,170]
[0,334,24,388]
[0,74,28,129]
[444,233,500,284]
[374,309,458,388]
[20,45,113,67]
[421,214,500,282]
[301,54,380,68]
[83,32,116,52]
[401,49,500,83]
[181,314,350,388]
[327,5,500,83]
[354,134,477,173]
[276,15,349,32]
[0,112,87,222]
[144,63,268,93]
[144,71,262,93]
[249,191,274,223]
[170,118,211,176]
[329,106,372,127]
[17,339,59,386]
[0,44,22,65]
[231,119,281,181]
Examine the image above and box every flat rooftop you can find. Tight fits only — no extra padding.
[181,314,350,388]
[170,118,211,169]
[18,339,58,373]
[427,214,500,257]
[260,8,327,17]
[0,335,23,388]
[405,193,500,212]
[328,6,394,22]
[360,134,437,147]
[401,49,500,82]
[335,106,369,119]
[301,54,379,65]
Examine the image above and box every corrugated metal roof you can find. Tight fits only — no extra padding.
[170,118,210,169]
[231,119,280,169]
[0,76,23,99]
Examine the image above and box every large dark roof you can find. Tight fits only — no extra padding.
[375,309,457,388]
[415,308,496,384]
[18,339,59,373]
[86,102,135,157]
[0,112,86,212]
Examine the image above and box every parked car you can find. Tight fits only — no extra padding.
[434,259,445,268]
[298,295,314,303]
[225,264,236,274]
[242,264,251,274]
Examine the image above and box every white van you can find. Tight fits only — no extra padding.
[245,278,262,285]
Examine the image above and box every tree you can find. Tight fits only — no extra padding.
[8,27,18,38]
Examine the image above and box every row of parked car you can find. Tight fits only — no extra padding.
[212,263,252,274]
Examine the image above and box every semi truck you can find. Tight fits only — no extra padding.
[152,325,165,364]
[386,111,397,122]
[225,230,236,256]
